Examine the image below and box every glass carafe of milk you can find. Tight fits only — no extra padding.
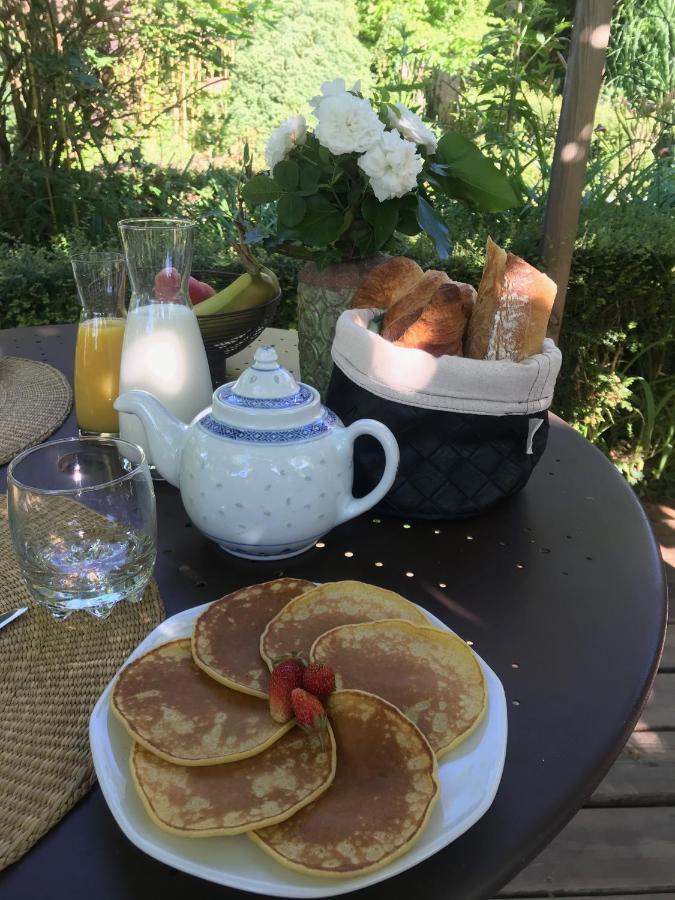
[117,218,212,465]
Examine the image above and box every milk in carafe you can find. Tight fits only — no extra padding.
[118,302,212,461]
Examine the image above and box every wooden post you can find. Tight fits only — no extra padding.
[542,0,615,342]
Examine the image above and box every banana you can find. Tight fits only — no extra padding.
[195,245,280,317]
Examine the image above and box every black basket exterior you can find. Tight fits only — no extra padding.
[326,365,549,520]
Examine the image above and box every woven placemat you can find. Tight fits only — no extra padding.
[0,356,73,465]
[0,495,165,870]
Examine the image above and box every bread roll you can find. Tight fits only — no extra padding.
[465,237,557,361]
[382,270,450,341]
[350,257,424,310]
[389,282,476,357]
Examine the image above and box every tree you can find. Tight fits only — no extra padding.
[222,0,372,161]
[0,1,251,168]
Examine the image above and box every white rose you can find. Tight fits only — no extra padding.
[358,130,424,201]
[314,93,384,156]
[388,102,438,153]
[309,78,362,111]
[264,115,307,171]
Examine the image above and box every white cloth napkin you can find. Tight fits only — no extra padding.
[331,308,562,416]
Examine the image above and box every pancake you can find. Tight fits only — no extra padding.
[260,581,429,668]
[250,690,439,877]
[192,578,315,698]
[131,725,337,837]
[310,620,487,758]
[112,639,292,765]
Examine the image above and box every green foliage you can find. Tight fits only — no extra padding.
[606,0,675,106]
[0,240,80,330]
[357,0,491,76]
[0,162,241,245]
[551,206,675,492]
[465,0,571,200]
[222,0,372,160]
[0,0,252,235]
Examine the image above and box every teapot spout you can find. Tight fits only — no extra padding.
[114,390,188,488]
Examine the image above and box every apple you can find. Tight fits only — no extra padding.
[188,277,216,304]
[153,269,215,304]
[154,267,181,300]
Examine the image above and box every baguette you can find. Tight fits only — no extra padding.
[350,257,424,310]
[465,237,557,361]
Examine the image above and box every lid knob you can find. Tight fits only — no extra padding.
[231,344,301,399]
[253,345,280,370]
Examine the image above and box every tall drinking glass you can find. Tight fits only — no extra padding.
[117,218,213,465]
[71,252,127,436]
[7,437,156,620]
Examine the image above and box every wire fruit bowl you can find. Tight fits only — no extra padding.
[192,270,281,387]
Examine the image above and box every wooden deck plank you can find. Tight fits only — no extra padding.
[498,808,675,895]
[635,673,675,731]
[500,504,672,898]
[589,731,675,806]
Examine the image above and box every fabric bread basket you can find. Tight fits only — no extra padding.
[326,308,563,520]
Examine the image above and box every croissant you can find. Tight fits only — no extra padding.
[388,282,476,357]
[350,257,424,310]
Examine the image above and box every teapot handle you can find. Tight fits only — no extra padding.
[334,419,400,526]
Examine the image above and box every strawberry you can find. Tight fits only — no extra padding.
[290,688,327,735]
[268,658,305,723]
[302,662,335,697]
[271,652,306,673]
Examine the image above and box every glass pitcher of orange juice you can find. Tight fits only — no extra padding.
[71,252,127,435]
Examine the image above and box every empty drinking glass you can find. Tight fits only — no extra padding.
[7,437,156,620]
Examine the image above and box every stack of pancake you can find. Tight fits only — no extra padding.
[111,578,487,878]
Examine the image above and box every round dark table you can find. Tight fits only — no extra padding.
[0,323,667,900]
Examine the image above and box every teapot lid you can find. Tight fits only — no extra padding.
[207,345,330,433]
[230,345,303,400]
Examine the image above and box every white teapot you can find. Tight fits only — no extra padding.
[115,346,399,559]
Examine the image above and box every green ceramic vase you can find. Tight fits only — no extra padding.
[296,255,386,399]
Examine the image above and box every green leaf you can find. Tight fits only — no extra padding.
[273,160,299,192]
[435,133,519,212]
[298,164,321,196]
[241,175,282,207]
[351,223,376,257]
[277,193,307,228]
[295,195,345,247]
[372,199,399,249]
[417,196,451,260]
[393,194,422,236]
[361,193,379,226]
[397,208,421,236]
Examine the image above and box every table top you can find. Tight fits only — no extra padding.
[0,323,667,900]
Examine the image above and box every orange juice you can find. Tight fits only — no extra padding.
[74,317,126,433]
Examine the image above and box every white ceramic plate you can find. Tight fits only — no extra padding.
[90,603,508,898]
